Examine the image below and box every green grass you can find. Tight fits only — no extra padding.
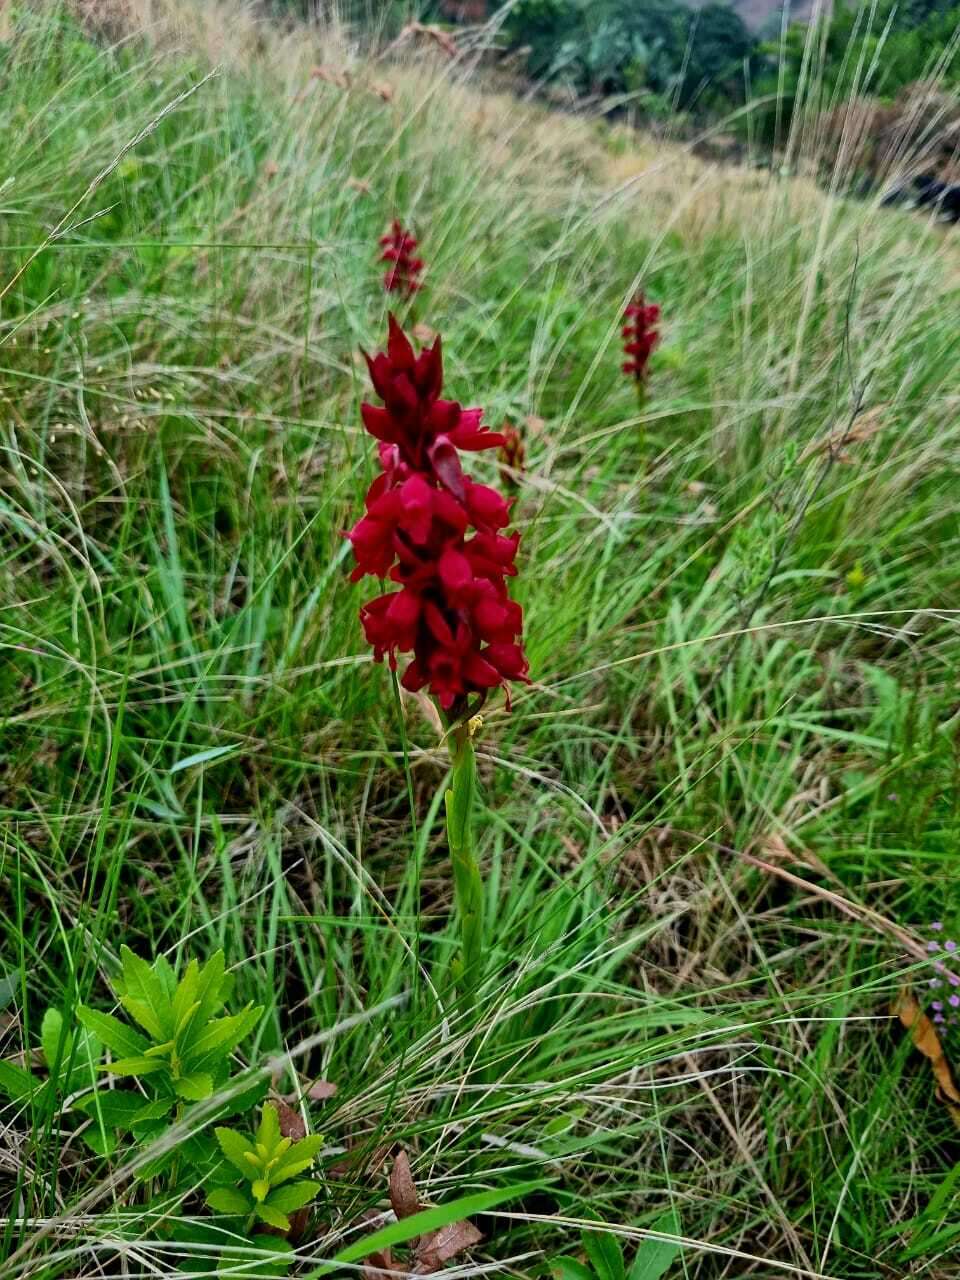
[2,3,960,1277]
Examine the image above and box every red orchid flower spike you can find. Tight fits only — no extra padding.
[622,291,660,387]
[348,316,528,717]
[497,423,525,491]
[380,220,425,296]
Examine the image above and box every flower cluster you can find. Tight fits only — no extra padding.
[497,423,525,490]
[380,220,424,296]
[622,292,660,384]
[927,921,960,1027]
[348,317,528,713]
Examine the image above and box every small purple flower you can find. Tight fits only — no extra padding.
[924,921,960,1030]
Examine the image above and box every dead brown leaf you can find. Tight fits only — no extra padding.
[275,1099,307,1140]
[263,160,280,179]
[755,832,833,881]
[369,1151,483,1276]
[389,1150,421,1220]
[363,1249,399,1280]
[370,81,395,103]
[419,1213,483,1264]
[348,176,372,196]
[382,21,459,59]
[524,415,546,436]
[894,988,960,1126]
[412,323,437,345]
[308,1079,338,1101]
[388,21,461,58]
[800,405,887,465]
[310,64,351,90]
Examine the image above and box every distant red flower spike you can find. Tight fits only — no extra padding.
[622,291,660,385]
[348,316,528,715]
[380,219,425,296]
[497,423,525,489]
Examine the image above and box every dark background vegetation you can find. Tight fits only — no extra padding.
[327,0,960,145]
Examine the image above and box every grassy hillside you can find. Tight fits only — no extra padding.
[2,3,960,1277]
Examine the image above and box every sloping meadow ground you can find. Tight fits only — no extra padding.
[2,2,960,1276]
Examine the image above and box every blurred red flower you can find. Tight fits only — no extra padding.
[622,292,660,384]
[380,220,424,296]
[497,423,525,489]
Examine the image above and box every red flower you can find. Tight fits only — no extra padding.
[497,423,525,489]
[622,292,660,384]
[380,220,424,296]
[348,317,528,713]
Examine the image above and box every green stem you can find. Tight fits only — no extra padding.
[445,722,484,1008]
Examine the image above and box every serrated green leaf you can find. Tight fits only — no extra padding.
[551,1259,596,1280]
[77,1007,149,1059]
[136,1148,177,1181]
[98,1055,165,1077]
[174,999,201,1041]
[130,1098,176,1131]
[256,1102,281,1152]
[40,1008,70,1074]
[118,948,173,1040]
[182,1131,219,1167]
[209,1072,269,1123]
[269,1134,324,1184]
[144,1039,176,1058]
[171,959,200,1031]
[264,1180,319,1213]
[193,951,229,1028]
[119,995,167,1041]
[175,1071,213,1100]
[175,959,200,1008]
[82,1124,117,1157]
[254,1203,291,1231]
[215,1126,257,1174]
[583,1228,625,1280]
[154,954,177,1001]
[184,1005,261,1066]
[0,1059,38,1102]
[76,1090,158,1128]
[206,1186,252,1215]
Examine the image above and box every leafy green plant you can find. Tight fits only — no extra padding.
[551,1215,683,1280]
[186,1103,324,1277]
[75,947,265,1174]
[207,1102,323,1230]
